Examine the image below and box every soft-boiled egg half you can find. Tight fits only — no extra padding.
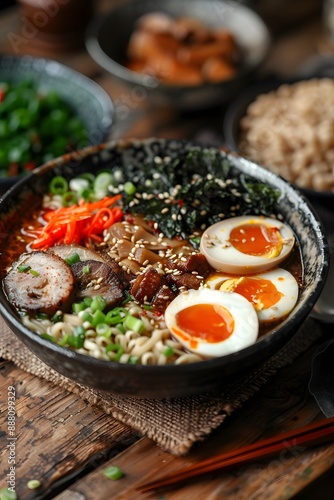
[200,216,295,275]
[207,268,299,323]
[164,288,259,358]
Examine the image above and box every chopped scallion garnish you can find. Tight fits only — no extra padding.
[29,269,40,277]
[65,252,80,266]
[103,465,124,480]
[17,264,31,272]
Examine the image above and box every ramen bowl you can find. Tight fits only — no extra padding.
[0,138,329,398]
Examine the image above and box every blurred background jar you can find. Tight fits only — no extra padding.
[17,0,94,52]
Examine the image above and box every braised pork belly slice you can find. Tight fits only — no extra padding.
[3,251,75,315]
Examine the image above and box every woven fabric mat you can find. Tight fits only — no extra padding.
[0,315,323,456]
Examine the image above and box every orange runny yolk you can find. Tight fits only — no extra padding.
[227,277,282,309]
[173,303,234,346]
[229,222,282,257]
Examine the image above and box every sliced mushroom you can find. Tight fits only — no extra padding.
[71,260,125,308]
[3,251,75,315]
[49,244,105,263]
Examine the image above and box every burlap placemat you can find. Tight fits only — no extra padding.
[0,316,323,456]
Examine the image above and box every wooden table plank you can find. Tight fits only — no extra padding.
[49,327,334,499]
[0,360,139,499]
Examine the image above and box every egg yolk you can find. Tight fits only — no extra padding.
[229,223,283,257]
[221,277,282,310]
[173,303,234,345]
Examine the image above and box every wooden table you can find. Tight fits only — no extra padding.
[1,3,334,499]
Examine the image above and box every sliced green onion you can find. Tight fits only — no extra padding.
[69,177,90,192]
[51,312,63,323]
[83,297,93,307]
[27,479,41,490]
[190,236,201,248]
[72,301,86,314]
[62,191,78,207]
[80,188,95,201]
[80,311,93,323]
[29,269,40,277]
[105,307,127,325]
[91,309,106,327]
[58,334,69,346]
[17,264,31,272]
[116,322,126,334]
[123,314,145,334]
[96,323,111,337]
[82,265,90,274]
[67,333,85,348]
[106,344,123,361]
[163,346,174,358]
[77,172,95,184]
[103,465,124,480]
[0,487,18,500]
[65,252,80,266]
[142,304,153,311]
[36,312,49,320]
[123,181,136,196]
[94,172,113,195]
[128,355,139,364]
[74,325,86,336]
[40,333,55,342]
[49,175,68,194]
[91,295,107,312]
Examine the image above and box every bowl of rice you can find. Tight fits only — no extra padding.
[223,76,334,205]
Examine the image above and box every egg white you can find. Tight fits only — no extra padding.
[214,268,299,322]
[164,288,259,358]
[200,216,295,275]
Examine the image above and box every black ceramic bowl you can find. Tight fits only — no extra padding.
[0,138,329,399]
[85,0,271,110]
[0,54,114,193]
[223,73,334,209]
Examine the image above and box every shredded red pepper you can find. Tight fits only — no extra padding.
[31,195,122,250]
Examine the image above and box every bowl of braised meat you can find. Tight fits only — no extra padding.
[0,138,329,398]
[85,0,270,110]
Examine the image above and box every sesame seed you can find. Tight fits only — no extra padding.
[161,207,169,214]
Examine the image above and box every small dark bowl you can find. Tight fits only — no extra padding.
[0,54,114,193]
[85,0,271,110]
[223,73,334,209]
[0,138,329,399]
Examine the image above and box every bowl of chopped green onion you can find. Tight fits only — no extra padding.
[0,54,114,193]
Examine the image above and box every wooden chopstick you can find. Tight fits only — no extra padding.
[138,416,334,492]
